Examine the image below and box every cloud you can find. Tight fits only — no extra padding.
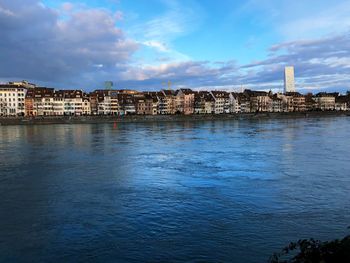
[117,31,350,93]
[238,32,350,91]
[0,0,138,88]
[1,0,350,93]
[128,0,202,64]
[143,41,169,52]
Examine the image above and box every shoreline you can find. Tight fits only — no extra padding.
[1,111,349,126]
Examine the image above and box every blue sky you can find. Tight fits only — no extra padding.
[1,0,350,92]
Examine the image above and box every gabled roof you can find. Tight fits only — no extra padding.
[244,89,268,97]
[211,90,230,98]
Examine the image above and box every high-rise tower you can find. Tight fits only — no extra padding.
[284,66,295,93]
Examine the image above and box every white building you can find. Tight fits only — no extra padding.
[210,91,230,114]
[284,66,295,93]
[0,84,27,116]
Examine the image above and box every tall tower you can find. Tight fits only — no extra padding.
[284,66,295,93]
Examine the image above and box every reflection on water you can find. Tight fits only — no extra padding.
[1,117,350,262]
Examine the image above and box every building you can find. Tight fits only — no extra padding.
[0,83,27,116]
[277,93,293,112]
[305,93,317,111]
[118,93,136,115]
[82,93,91,115]
[53,90,65,115]
[284,66,295,93]
[194,91,215,114]
[177,89,195,115]
[62,90,84,116]
[229,92,240,113]
[161,90,176,114]
[291,92,306,112]
[211,91,230,114]
[315,92,337,111]
[135,94,157,115]
[237,93,251,113]
[90,90,119,115]
[335,95,348,111]
[244,90,271,112]
[270,94,283,112]
[284,92,306,112]
[25,87,55,116]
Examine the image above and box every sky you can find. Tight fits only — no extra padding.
[1,0,350,93]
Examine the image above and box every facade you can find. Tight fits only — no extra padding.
[62,90,84,116]
[118,93,136,115]
[194,91,215,114]
[315,93,336,111]
[90,90,119,115]
[53,90,65,115]
[82,93,91,115]
[291,93,306,112]
[270,94,283,112]
[135,94,157,115]
[161,90,176,114]
[335,96,348,111]
[244,90,271,112]
[25,87,55,116]
[0,84,27,116]
[305,94,317,111]
[177,89,195,115]
[211,91,230,114]
[238,93,251,113]
[229,92,241,113]
[282,92,306,112]
[284,66,295,93]
[3,80,350,117]
[25,88,89,116]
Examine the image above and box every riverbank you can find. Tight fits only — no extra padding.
[0,111,349,126]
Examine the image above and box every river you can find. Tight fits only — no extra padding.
[1,117,349,262]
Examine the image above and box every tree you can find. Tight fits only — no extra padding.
[270,232,350,263]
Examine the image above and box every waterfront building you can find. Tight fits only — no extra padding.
[109,91,120,115]
[161,90,176,114]
[135,94,157,115]
[291,92,306,112]
[284,92,306,112]
[177,89,195,115]
[156,92,167,114]
[335,95,348,111]
[284,66,295,93]
[211,91,230,114]
[53,90,65,115]
[118,93,136,115]
[143,92,160,115]
[62,90,84,116]
[237,93,251,113]
[24,87,55,116]
[0,83,27,116]
[244,90,271,112]
[90,90,119,115]
[315,93,337,111]
[305,93,317,111]
[270,94,283,112]
[229,92,241,113]
[277,93,293,112]
[194,91,215,114]
[4,79,350,116]
[82,93,91,115]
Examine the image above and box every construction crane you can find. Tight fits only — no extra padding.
[162,80,173,91]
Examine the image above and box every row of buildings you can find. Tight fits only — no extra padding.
[0,81,349,117]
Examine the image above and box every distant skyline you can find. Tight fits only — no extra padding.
[1,0,350,92]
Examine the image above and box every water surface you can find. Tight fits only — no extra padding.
[1,117,350,262]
